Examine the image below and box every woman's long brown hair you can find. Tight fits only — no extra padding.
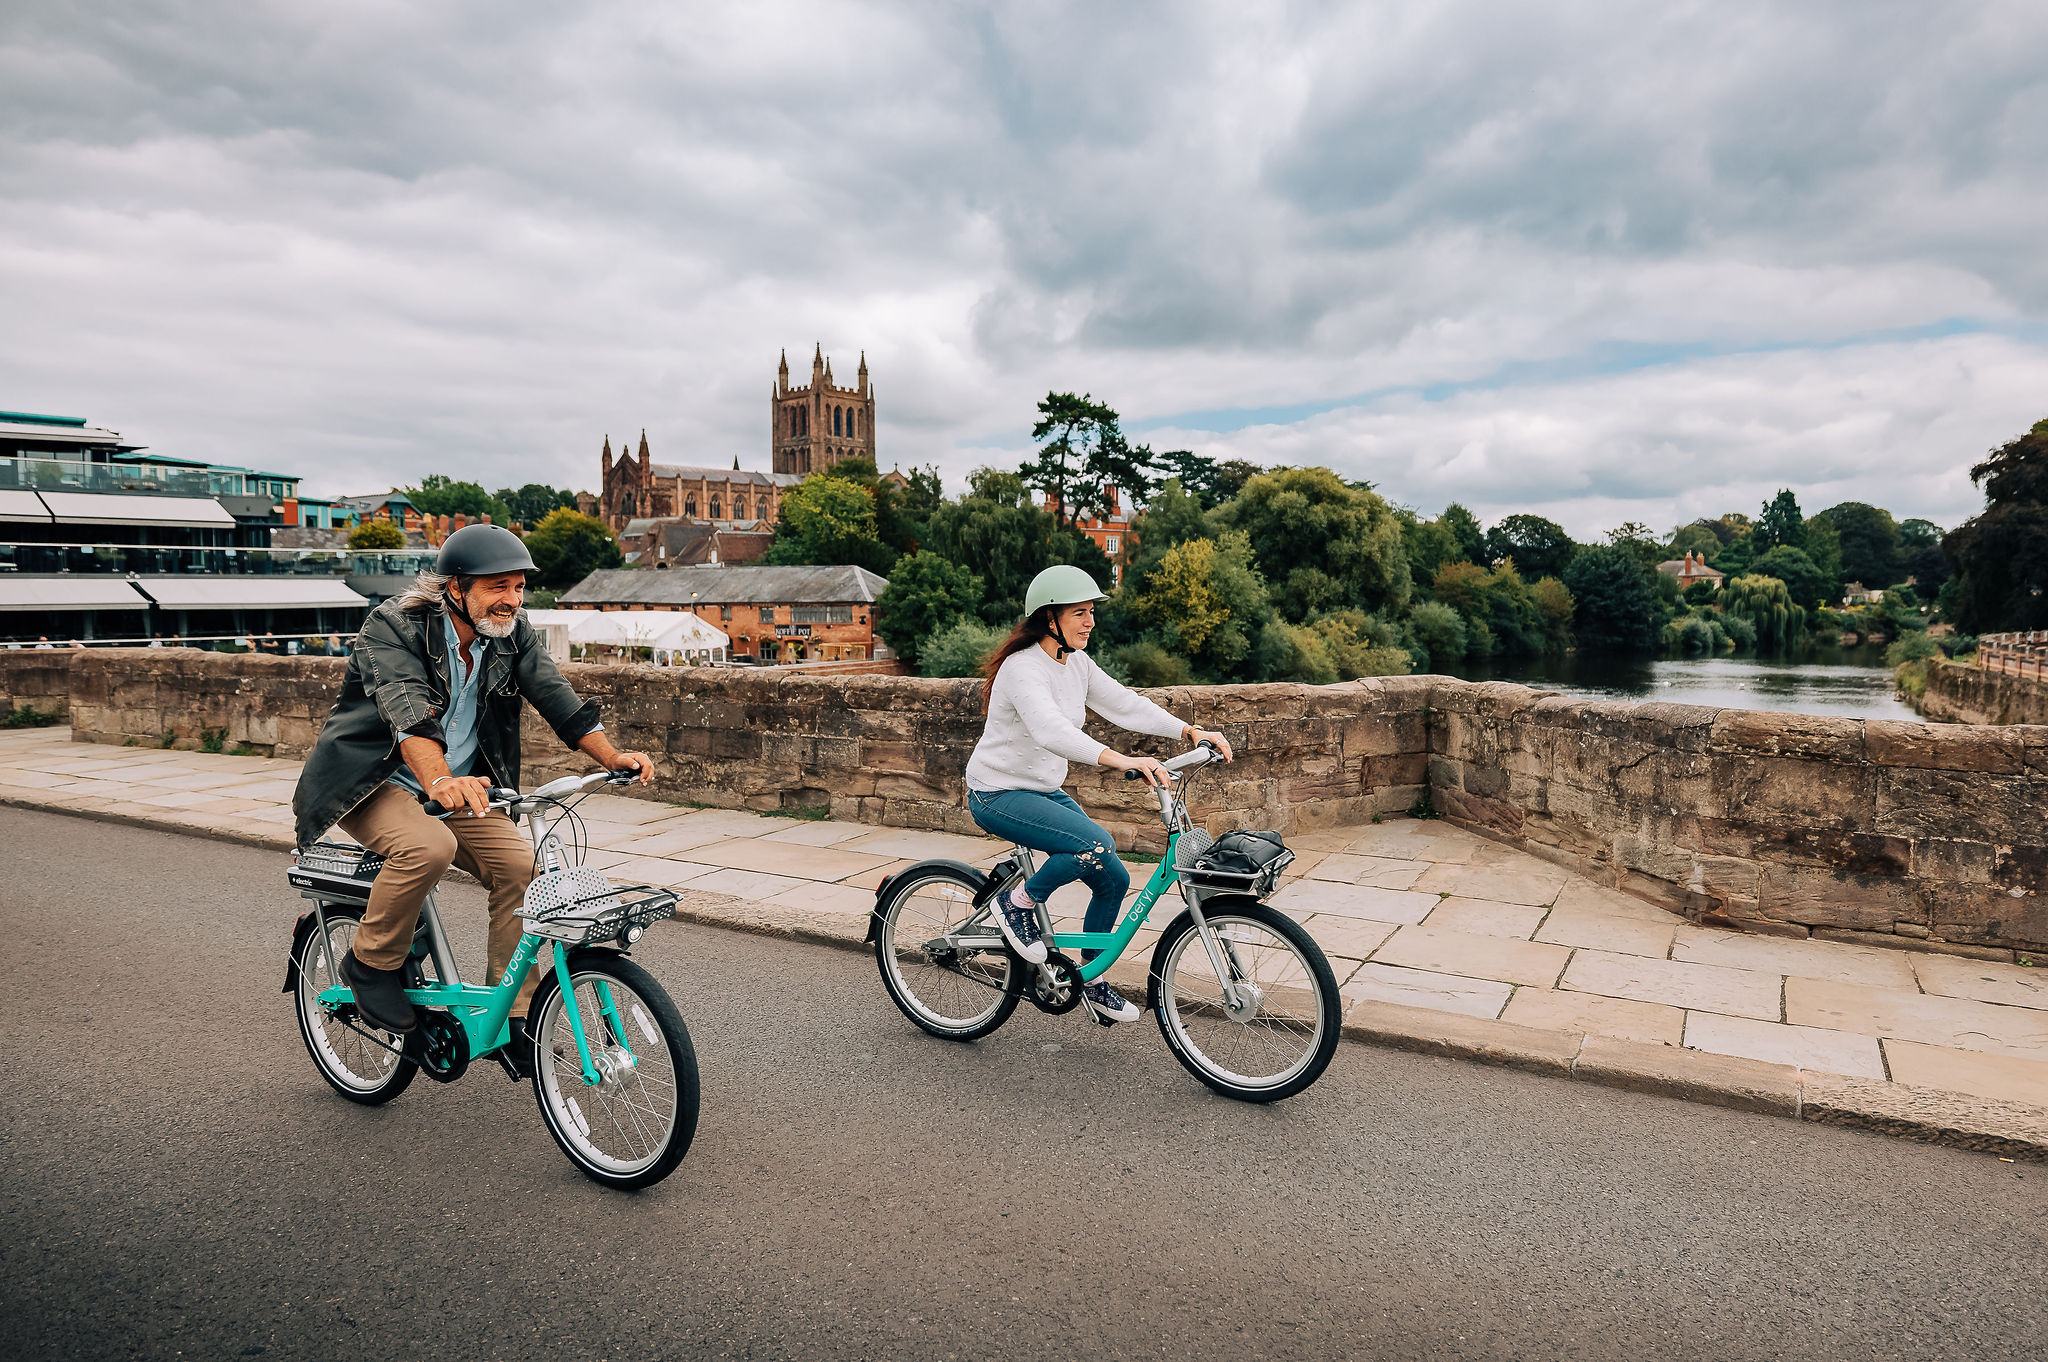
[981,606,1060,713]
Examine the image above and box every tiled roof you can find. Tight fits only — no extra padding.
[647,464,798,488]
[559,564,888,606]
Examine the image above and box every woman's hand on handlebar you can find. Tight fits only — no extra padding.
[1186,727,1234,761]
[609,751,657,785]
[1104,751,1171,788]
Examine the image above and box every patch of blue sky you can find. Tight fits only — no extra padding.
[1136,318,2048,436]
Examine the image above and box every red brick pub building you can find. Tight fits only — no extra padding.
[556,564,888,665]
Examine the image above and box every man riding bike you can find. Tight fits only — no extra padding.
[964,564,1232,1025]
[291,524,654,1068]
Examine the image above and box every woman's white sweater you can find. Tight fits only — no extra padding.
[964,646,1186,793]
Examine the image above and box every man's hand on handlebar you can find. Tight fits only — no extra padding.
[609,750,657,785]
[430,774,497,818]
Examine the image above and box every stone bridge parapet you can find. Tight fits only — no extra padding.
[4,649,2041,953]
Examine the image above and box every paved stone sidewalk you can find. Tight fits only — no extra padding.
[6,726,2047,1149]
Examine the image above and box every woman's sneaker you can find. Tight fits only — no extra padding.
[1082,981,1141,1024]
[990,887,1048,964]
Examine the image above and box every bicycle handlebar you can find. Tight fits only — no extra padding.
[419,768,636,818]
[1120,739,1225,781]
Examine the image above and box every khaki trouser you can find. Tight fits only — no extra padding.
[339,783,541,1015]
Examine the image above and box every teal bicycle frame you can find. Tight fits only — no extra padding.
[1043,832,1183,983]
[308,771,649,1089]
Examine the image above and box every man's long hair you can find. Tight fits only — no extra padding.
[394,569,453,614]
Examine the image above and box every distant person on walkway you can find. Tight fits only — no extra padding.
[963,565,1232,1027]
[33,637,53,650]
[148,634,164,648]
[291,525,654,1072]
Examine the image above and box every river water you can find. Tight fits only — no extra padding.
[1436,644,1918,721]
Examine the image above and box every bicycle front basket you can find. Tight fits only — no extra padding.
[519,867,677,945]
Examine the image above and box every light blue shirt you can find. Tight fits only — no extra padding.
[389,613,487,796]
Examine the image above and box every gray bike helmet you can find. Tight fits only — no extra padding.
[437,523,536,579]
[1023,564,1109,616]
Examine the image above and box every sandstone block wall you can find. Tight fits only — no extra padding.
[21,649,2047,952]
[1430,682,2048,953]
[0,651,73,721]
[1914,659,2048,727]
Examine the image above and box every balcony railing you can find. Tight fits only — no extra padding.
[0,542,437,577]
[0,456,242,497]
[1977,631,2048,682]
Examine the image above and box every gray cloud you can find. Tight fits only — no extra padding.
[0,0,2043,532]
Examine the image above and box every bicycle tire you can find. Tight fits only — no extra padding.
[528,950,700,1191]
[873,863,1021,1041]
[1148,897,1341,1103]
[292,904,419,1106]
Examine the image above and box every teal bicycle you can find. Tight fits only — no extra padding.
[284,770,700,1189]
[869,743,1342,1102]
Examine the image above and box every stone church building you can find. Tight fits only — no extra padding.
[593,346,877,536]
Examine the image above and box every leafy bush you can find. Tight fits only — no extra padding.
[200,727,226,754]
[1109,640,1193,687]
[919,618,1008,679]
[524,509,623,589]
[1407,601,1468,666]
[876,551,982,665]
[1720,574,1810,652]
[1,704,62,729]
[1719,612,1757,650]
[1884,631,1938,666]
[1662,613,1730,656]
[1561,546,1657,651]
[347,519,407,550]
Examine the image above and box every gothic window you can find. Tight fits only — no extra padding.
[833,407,842,436]
[733,495,747,519]
[685,496,697,516]
[799,407,807,436]
[710,496,721,519]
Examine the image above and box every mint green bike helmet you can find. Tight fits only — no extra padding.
[1024,564,1109,617]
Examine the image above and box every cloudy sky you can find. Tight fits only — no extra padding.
[3,1,2045,537]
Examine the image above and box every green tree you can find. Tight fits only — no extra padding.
[1605,522,1663,573]
[1397,509,1461,588]
[924,480,1114,623]
[406,474,512,528]
[1430,560,1546,657]
[1720,574,1810,651]
[1157,450,1222,508]
[1106,639,1194,687]
[1749,545,1829,609]
[1667,524,1722,558]
[1023,392,1159,526]
[1530,576,1575,649]
[1816,502,1901,589]
[1211,459,1262,506]
[1485,514,1577,580]
[1124,477,1212,582]
[347,519,406,550]
[1212,466,1412,622]
[1896,517,1950,594]
[763,472,896,574]
[1439,503,1486,563]
[1753,490,1807,552]
[918,618,1008,679]
[524,508,622,589]
[1943,418,2048,632]
[495,483,575,527]
[1129,531,1270,681]
[875,551,982,664]
[1561,545,1656,651]
[1801,513,1843,598]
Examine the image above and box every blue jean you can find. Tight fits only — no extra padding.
[967,788,1130,961]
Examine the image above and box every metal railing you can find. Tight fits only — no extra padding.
[0,456,244,498]
[0,542,435,577]
[1976,632,2048,682]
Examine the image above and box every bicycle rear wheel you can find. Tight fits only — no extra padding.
[1150,898,1340,1103]
[873,864,1020,1040]
[292,905,417,1106]
[529,951,699,1190]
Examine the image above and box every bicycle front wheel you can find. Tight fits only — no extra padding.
[874,864,1020,1040]
[530,951,700,1190]
[1151,898,1340,1103]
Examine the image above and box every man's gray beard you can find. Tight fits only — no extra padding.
[473,611,518,639]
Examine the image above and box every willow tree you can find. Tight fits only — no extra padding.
[1720,574,1809,652]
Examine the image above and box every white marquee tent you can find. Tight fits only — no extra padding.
[524,608,729,666]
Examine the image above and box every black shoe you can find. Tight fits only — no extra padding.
[496,1018,536,1082]
[340,951,418,1033]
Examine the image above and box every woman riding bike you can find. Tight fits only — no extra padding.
[965,565,1232,1024]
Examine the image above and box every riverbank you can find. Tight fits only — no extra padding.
[1440,644,1915,720]
[1904,655,2048,726]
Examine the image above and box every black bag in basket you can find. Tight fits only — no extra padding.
[1195,829,1288,878]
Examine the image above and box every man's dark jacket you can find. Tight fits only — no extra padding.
[292,599,602,849]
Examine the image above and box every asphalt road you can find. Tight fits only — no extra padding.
[2,806,2044,1362]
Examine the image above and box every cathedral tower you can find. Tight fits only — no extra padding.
[772,345,875,476]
